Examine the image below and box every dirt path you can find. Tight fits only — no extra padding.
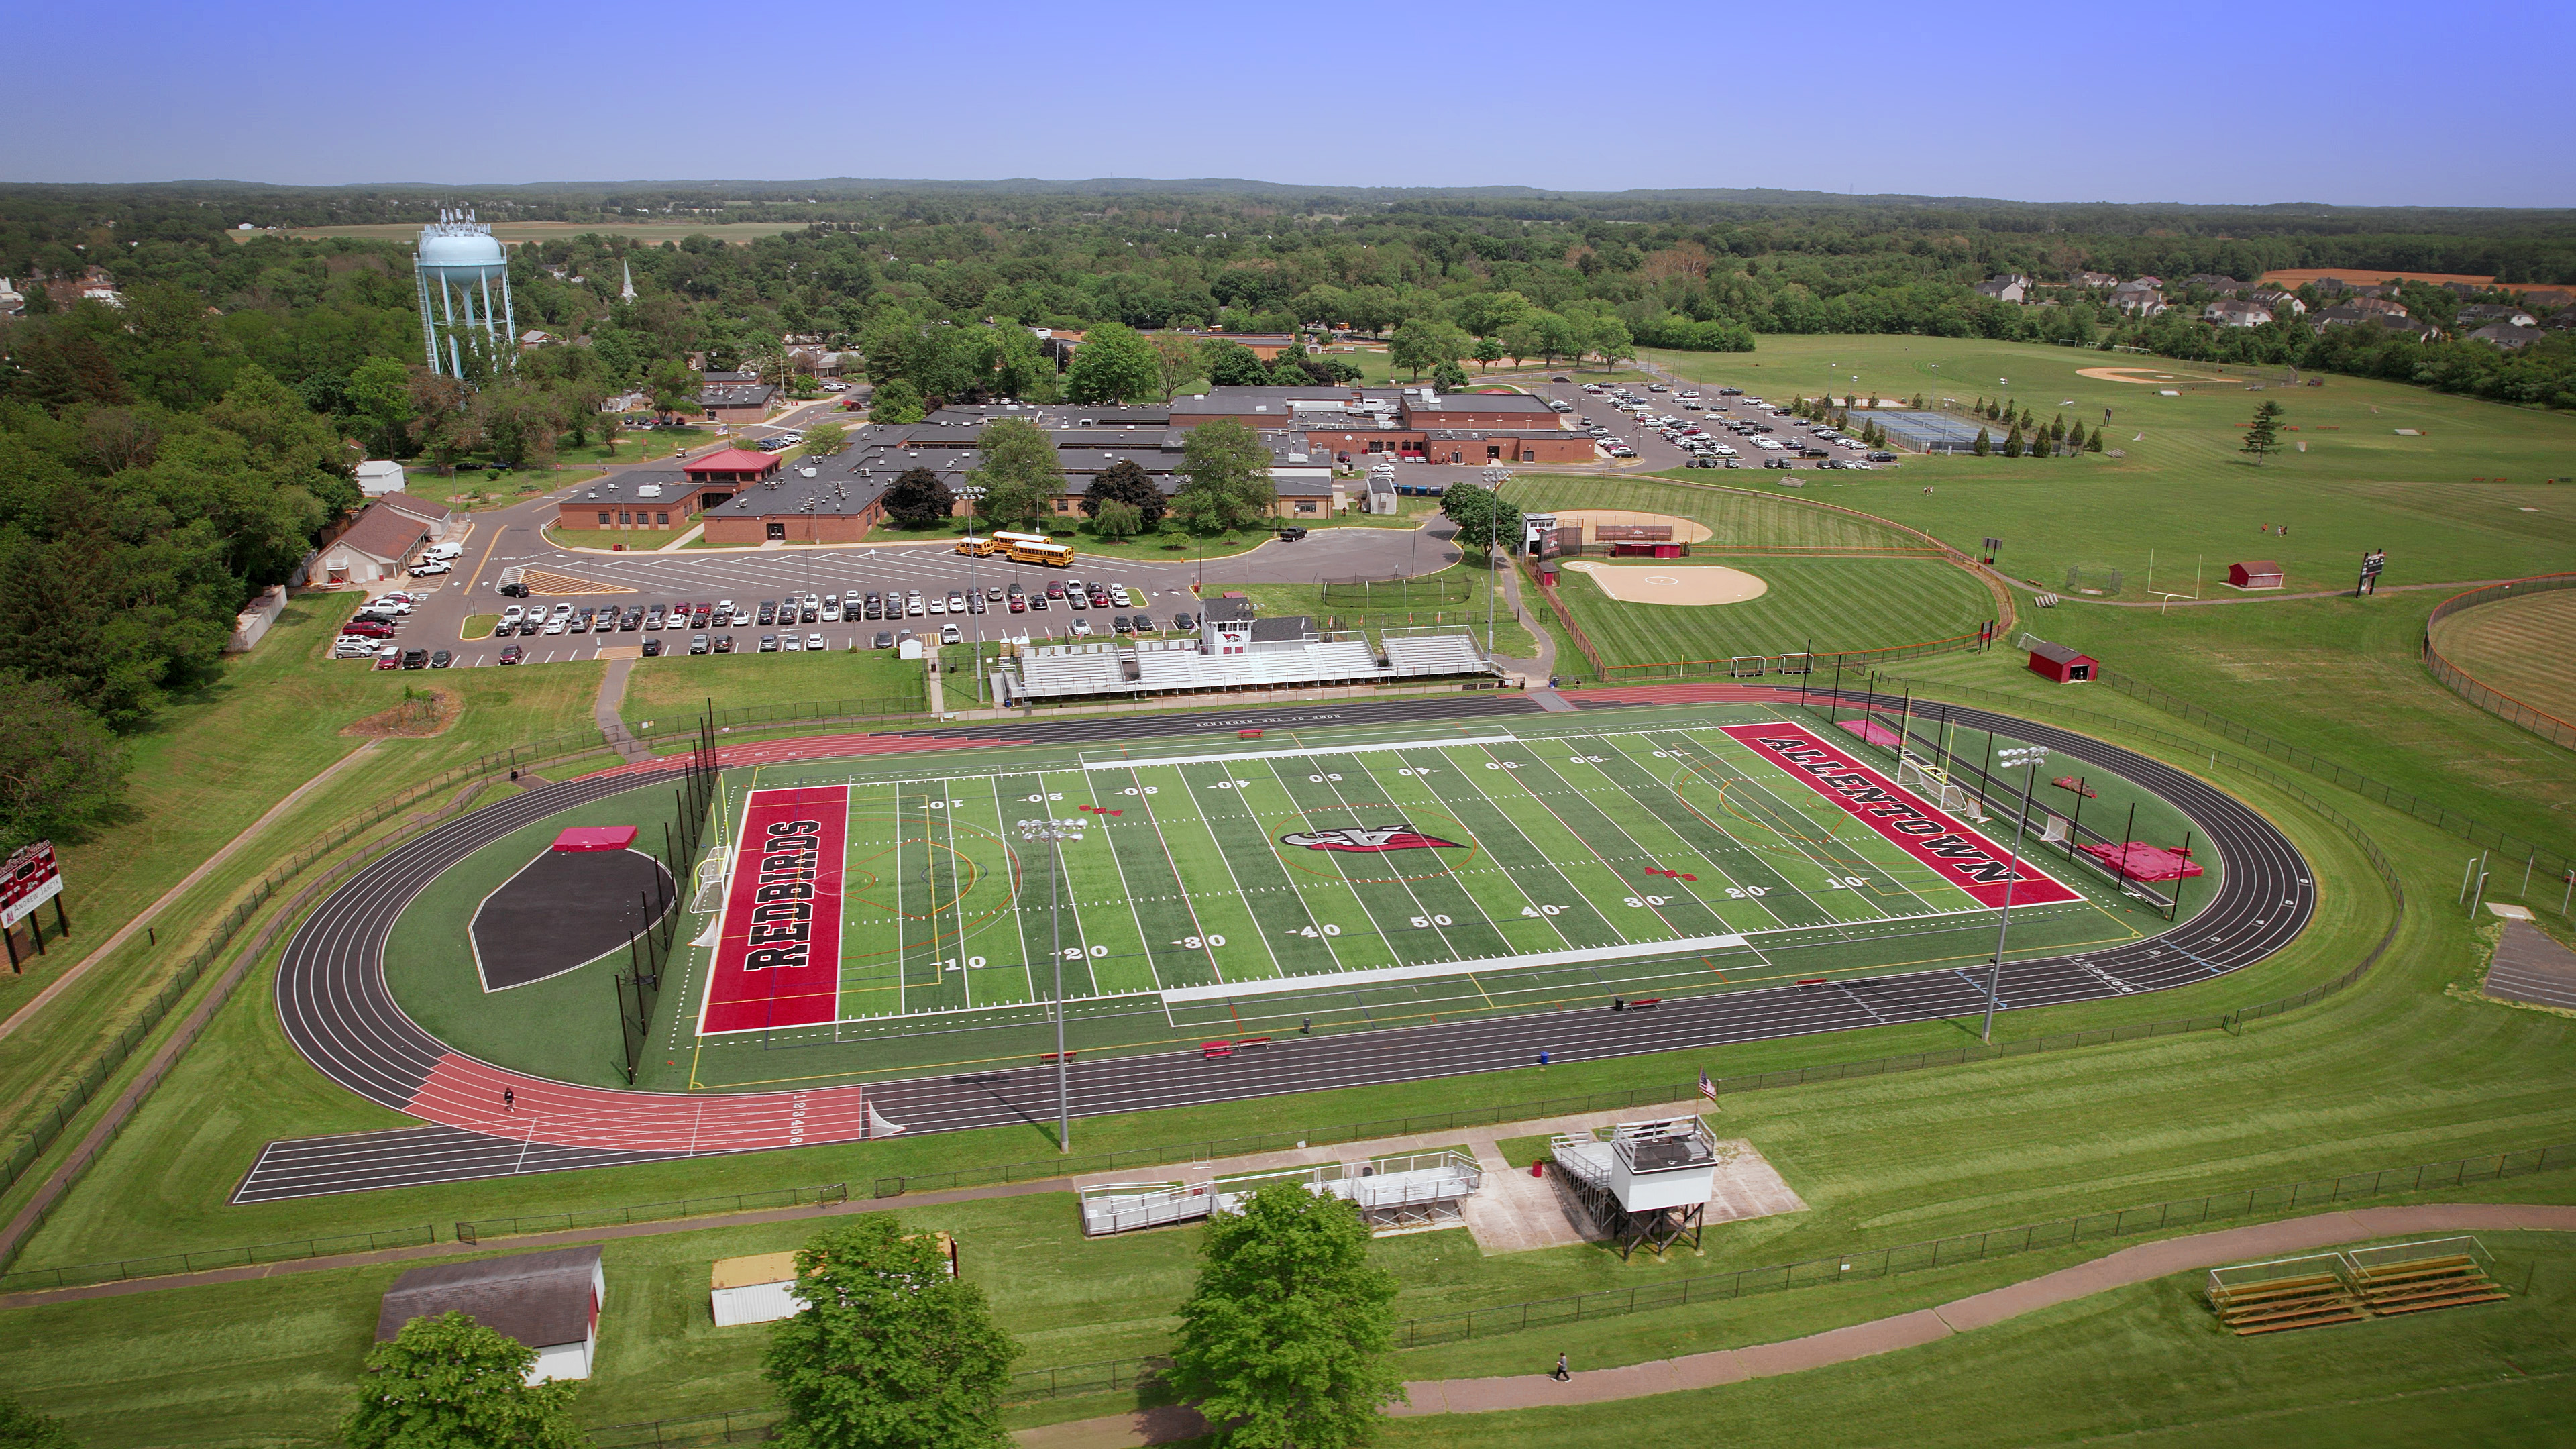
[0,742,382,1043]
[1016,1202,2575,1446]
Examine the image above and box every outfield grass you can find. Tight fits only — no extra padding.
[1499,474,1933,553]
[616,647,928,729]
[2428,587,2576,728]
[1543,555,1993,668]
[1212,562,1540,659]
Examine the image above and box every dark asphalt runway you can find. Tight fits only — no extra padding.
[246,688,2313,1200]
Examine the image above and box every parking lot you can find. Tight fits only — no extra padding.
[1519,374,1901,477]
[327,491,1457,672]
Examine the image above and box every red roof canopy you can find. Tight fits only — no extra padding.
[684,449,783,476]
[552,826,639,853]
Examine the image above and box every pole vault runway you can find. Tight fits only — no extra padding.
[243,688,2316,1202]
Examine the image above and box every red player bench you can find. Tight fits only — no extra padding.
[1238,729,1263,739]
[1201,1041,1234,1059]
[1040,1051,1077,1064]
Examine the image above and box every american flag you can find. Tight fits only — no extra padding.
[1699,1070,1717,1102]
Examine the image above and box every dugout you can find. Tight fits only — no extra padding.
[2025,639,2098,684]
[2225,560,2286,591]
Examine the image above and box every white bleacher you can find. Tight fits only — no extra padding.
[1004,629,1492,701]
[1383,633,1494,678]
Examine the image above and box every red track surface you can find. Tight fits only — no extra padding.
[403,1055,877,1152]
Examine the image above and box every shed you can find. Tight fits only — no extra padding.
[2225,560,2284,591]
[355,460,408,497]
[376,1246,604,1384]
[2025,639,2098,684]
[710,1251,805,1328]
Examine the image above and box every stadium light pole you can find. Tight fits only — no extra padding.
[1017,818,1081,1151]
[1980,745,2047,1043]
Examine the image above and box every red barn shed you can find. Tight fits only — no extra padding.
[2025,639,2098,684]
[2225,560,2284,590]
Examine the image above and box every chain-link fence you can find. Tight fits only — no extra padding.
[2422,573,2576,751]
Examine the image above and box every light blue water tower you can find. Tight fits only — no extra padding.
[413,210,515,378]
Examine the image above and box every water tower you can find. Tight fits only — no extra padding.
[413,210,516,379]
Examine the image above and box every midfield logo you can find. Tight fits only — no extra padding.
[1279,825,1465,854]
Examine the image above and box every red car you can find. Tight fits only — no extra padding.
[498,644,525,664]
[1008,595,1027,613]
[341,619,396,638]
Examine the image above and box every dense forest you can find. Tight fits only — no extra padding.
[3,182,2573,848]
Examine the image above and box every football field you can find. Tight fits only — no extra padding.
[667,711,2150,1087]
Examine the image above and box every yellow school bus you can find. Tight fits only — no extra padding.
[1005,539,1077,568]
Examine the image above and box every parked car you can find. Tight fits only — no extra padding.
[498,643,525,664]
[690,633,710,655]
[940,623,961,645]
[806,633,826,651]
[1173,611,1195,632]
[759,633,779,651]
[430,650,453,668]
[873,630,894,648]
[400,648,427,669]
[641,637,663,656]
[1008,594,1027,613]
[783,634,803,651]
[714,634,735,653]
[1069,619,1093,637]
[1133,614,1156,632]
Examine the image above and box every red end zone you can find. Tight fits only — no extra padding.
[700,786,848,1034]
[1721,723,2081,909]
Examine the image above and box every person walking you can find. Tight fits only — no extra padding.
[502,1087,516,1114]
[1551,1353,1571,1382]
[1537,1049,1550,1070]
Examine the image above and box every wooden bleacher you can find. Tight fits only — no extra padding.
[2348,1251,2509,1317]
[2206,1268,2366,1335]
[2207,1238,2508,1336]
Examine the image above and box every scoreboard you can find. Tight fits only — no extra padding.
[2,840,62,931]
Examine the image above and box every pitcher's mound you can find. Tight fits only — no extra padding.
[1566,561,1768,605]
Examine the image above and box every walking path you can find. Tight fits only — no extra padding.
[1016,1202,2575,1447]
[0,741,384,1042]
[592,656,651,763]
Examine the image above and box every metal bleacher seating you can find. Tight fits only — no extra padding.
[1383,633,1493,678]
[1006,629,1492,701]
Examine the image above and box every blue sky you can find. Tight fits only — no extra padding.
[7,0,2565,207]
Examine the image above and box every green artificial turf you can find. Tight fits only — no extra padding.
[617,647,928,729]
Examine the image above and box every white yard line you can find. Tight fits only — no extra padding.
[1116,767,1226,985]
[1289,753,1474,961]
[1468,740,1703,943]
[1169,764,1305,981]
[1399,747,1583,953]
[1159,934,1750,1004]
[1528,735,1798,934]
[1684,727,1964,918]
[1089,735,1519,771]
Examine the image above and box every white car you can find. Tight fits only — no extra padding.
[1069,619,1093,637]
[926,596,945,614]
[1678,390,1700,399]
[821,604,842,622]
[543,619,566,635]
[409,560,451,575]
[783,634,804,651]
[501,605,525,625]
[806,633,826,651]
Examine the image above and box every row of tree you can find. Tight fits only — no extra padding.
[874,417,1282,536]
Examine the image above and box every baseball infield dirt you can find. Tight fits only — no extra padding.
[1566,561,1769,605]
[1548,509,1716,543]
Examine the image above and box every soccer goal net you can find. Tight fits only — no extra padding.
[1895,756,1978,819]
[688,846,731,914]
[2039,813,2072,845]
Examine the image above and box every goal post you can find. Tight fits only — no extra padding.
[688,843,732,914]
[1895,755,1980,820]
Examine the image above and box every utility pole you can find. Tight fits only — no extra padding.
[956,484,987,704]
[1981,744,2048,1043]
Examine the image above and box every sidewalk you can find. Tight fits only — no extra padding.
[1018,1201,2576,1446]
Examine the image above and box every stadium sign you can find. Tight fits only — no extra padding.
[1,840,62,931]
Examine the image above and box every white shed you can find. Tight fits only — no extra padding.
[710,1252,806,1328]
[356,460,409,496]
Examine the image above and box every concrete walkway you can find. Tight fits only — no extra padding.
[1016,1202,2576,1446]
[0,740,382,1042]
[593,656,651,763]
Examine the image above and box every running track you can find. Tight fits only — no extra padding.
[246,688,2315,1201]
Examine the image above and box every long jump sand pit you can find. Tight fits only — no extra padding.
[2077,366,2240,385]
[1546,509,1715,543]
[1566,561,1768,605]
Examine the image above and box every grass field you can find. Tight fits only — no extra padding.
[1211,563,1538,660]
[616,647,928,729]
[2427,586,2576,729]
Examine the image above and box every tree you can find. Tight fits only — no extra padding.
[1091,499,1143,539]
[1171,419,1275,532]
[0,671,131,854]
[1471,337,1503,373]
[0,1393,76,1448]
[1201,341,1272,388]
[1169,1185,1404,1449]
[340,1311,588,1449]
[1972,427,1992,456]
[1081,458,1167,531]
[969,416,1063,529]
[1430,360,1470,392]
[2002,424,2023,458]
[1387,320,1442,380]
[1063,323,1159,405]
[2241,400,2284,464]
[883,467,955,529]
[1438,482,1522,557]
[1496,321,1542,369]
[869,378,925,425]
[646,360,702,423]
[348,355,417,458]
[2086,425,2105,453]
[797,420,848,459]
[764,1216,1017,1449]
[1587,318,1634,372]
[1149,331,1202,401]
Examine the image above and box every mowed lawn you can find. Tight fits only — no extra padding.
[619,647,928,729]
[2428,586,2576,729]
[1548,556,1996,667]
[1640,336,2576,594]
[1501,474,1931,552]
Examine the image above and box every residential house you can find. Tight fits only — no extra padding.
[2456,304,2538,327]
[2184,274,2244,293]
[2110,280,2167,316]
[2068,270,2118,288]
[2467,322,2544,349]
[2204,299,2275,328]
[354,460,408,497]
[2346,296,2410,318]
[2245,287,2307,315]
[2515,287,2575,311]
[1973,274,2029,303]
